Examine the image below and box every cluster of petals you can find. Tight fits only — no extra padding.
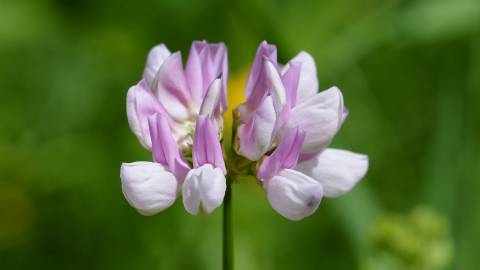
[234,41,369,220]
[121,41,228,215]
[120,40,369,220]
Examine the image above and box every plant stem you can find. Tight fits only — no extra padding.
[223,178,233,270]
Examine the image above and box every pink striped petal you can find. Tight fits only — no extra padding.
[148,113,190,181]
[185,41,227,109]
[283,51,318,103]
[192,115,226,174]
[154,52,192,121]
[282,86,344,153]
[281,61,301,109]
[257,127,305,181]
[236,96,276,161]
[126,80,173,150]
[245,41,277,99]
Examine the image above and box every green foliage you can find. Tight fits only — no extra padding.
[366,206,453,270]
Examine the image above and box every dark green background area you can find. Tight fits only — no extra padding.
[1,0,479,269]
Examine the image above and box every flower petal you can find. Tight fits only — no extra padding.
[217,46,229,113]
[185,41,205,102]
[283,86,344,153]
[126,80,172,150]
[295,148,368,198]
[155,52,192,121]
[283,51,318,103]
[143,44,171,87]
[257,127,305,181]
[265,169,323,221]
[265,60,286,110]
[192,115,226,173]
[281,61,301,108]
[298,151,322,163]
[204,42,228,113]
[182,164,226,215]
[121,162,177,216]
[185,41,227,108]
[245,41,277,99]
[270,61,301,137]
[236,96,276,161]
[148,113,190,181]
[199,78,221,116]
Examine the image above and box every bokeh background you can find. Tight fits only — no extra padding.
[1,0,479,269]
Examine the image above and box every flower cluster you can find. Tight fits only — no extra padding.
[121,40,368,220]
[234,41,368,220]
[122,41,228,215]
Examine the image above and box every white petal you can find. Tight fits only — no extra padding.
[283,86,343,153]
[143,44,171,87]
[199,78,221,116]
[283,51,318,103]
[236,96,276,160]
[265,169,323,221]
[121,162,177,215]
[295,148,368,198]
[265,60,286,108]
[126,87,144,146]
[182,164,226,215]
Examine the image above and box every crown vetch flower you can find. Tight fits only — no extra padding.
[121,40,368,222]
[235,41,348,159]
[122,41,227,216]
[127,41,227,153]
[235,41,368,220]
[121,83,226,215]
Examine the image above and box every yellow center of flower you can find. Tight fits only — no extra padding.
[223,69,248,152]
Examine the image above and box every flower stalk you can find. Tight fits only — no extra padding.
[223,176,233,270]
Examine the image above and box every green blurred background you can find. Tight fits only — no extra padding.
[1,0,479,269]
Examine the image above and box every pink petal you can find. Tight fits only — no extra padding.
[257,127,305,180]
[192,115,226,174]
[126,80,173,149]
[283,51,318,103]
[148,113,190,181]
[281,61,301,109]
[245,41,277,99]
[155,52,192,121]
[185,41,227,109]
[236,96,276,161]
[282,86,344,153]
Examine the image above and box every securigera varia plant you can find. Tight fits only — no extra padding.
[120,40,369,269]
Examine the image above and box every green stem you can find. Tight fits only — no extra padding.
[223,178,233,270]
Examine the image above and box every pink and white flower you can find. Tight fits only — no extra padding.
[236,41,368,220]
[121,41,227,215]
[127,41,227,153]
[121,40,368,221]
